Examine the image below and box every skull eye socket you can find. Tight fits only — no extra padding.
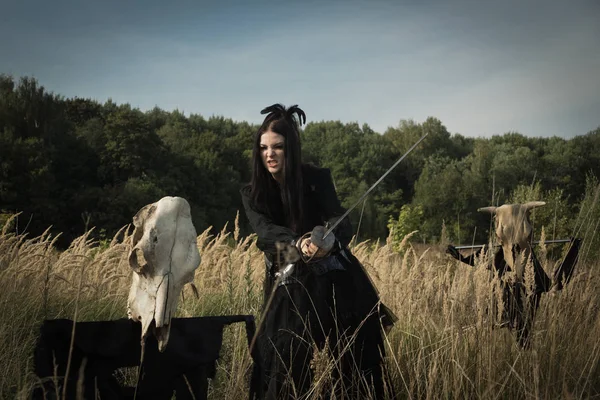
[129,247,148,273]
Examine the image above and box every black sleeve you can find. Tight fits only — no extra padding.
[314,168,353,249]
[240,187,299,255]
[457,246,506,274]
[460,248,483,266]
[448,244,486,267]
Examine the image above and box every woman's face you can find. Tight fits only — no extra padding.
[260,130,285,181]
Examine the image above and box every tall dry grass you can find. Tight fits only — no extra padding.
[1,209,599,399]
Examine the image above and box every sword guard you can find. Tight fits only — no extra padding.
[310,225,335,251]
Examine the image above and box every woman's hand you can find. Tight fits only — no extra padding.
[300,237,330,259]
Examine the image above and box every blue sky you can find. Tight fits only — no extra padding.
[1,0,598,138]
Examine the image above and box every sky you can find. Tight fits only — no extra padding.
[1,0,599,138]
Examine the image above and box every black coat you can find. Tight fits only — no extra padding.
[241,163,353,256]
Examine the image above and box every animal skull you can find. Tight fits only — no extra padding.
[127,196,201,352]
[478,201,545,281]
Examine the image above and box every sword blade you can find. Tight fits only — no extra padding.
[323,132,429,239]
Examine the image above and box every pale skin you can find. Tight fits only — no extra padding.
[260,130,329,258]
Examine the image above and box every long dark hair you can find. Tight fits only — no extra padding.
[250,103,306,233]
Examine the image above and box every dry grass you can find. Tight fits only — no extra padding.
[1,210,599,399]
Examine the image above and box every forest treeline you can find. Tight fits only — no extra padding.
[1,75,599,248]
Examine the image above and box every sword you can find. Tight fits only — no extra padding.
[454,238,572,250]
[322,132,429,240]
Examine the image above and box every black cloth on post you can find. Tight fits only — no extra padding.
[32,315,260,400]
[448,240,581,347]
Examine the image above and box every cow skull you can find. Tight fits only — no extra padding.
[127,196,201,352]
[478,201,545,281]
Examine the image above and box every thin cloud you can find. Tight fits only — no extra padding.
[0,0,597,137]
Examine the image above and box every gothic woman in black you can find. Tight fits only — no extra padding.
[241,104,395,399]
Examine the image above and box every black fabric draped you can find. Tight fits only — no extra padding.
[32,315,259,400]
[448,239,581,348]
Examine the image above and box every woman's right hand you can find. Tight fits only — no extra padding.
[300,237,329,259]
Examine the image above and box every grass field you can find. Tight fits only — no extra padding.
[1,209,599,399]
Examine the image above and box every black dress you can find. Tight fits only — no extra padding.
[241,164,395,399]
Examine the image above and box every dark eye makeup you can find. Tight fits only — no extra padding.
[260,143,284,150]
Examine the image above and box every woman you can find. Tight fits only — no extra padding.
[241,104,395,399]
